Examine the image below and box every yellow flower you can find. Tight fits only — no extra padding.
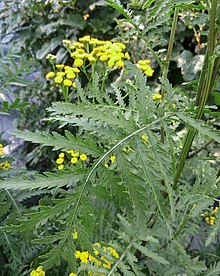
[71,157,78,164]
[125,52,130,59]
[115,60,124,68]
[0,145,4,155]
[80,154,87,161]
[74,59,84,67]
[56,158,64,164]
[93,247,99,255]
[72,42,85,48]
[72,82,76,88]
[56,72,65,77]
[72,68,80,73]
[152,94,162,101]
[46,54,56,59]
[104,163,109,168]
[103,261,111,269]
[88,55,96,62]
[89,38,99,45]
[58,164,64,170]
[79,35,91,43]
[144,68,154,76]
[66,72,76,79]
[73,231,78,240]
[138,60,151,65]
[45,72,55,79]
[56,64,65,69]
[80,251,89,263]
[67,149,74,155]
[73,152,80,157]
[111,250,119,259]
[75,53,87,59]
[108,59,115,67]
[75,250,81,259]
[54,76,63,84]
[63,79,72,87]
[0,161,12,170]
[212,207,219,214]
[64,66,74,71]
[210,216,216,225]
[69,273,77,276]
[62,39,71,44]
[59,152,65,158]
[123,146,133,152]
[141,135,148,143]
[100,55,109,61]
[83,13,90,20]
[30,271,38,276]
[30,266,45,276]
[109,155,116,163]
[36,267,44,272]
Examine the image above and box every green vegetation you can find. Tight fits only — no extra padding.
[0,0,220,275]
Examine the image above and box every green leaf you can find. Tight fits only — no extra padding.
[147,130,175,220]
[176,112,220,143]
[134,136,172,235]
[142,0,155,9]
[11,130,104,157]
[106,0,138,29]
[2,195,78,232]
[213,92,220,106]
[0,170,87,190]
[117,152,148,225]
[133,242,169,264]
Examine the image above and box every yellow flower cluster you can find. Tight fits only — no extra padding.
[0,161,11,170]
[104,155,116,168]
[0,144,4,155]
[56,150,87,170]
[30,266,45,276]
[123,145,133,153]
[152,93,162,101]
[135,60,154,77]
[141,134,148,144]
[64,35,130,69]
[204,206,219,225]
[72,243,119,276]
[46,65,79,87]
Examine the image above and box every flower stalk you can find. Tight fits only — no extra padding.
[173,0,219,189]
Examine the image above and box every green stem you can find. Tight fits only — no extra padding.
[61,86,69,102]
[173,0,218,189]
[173,204,196,240]
[101,64,108,94]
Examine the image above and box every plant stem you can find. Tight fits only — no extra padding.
[173,0,218,189]
[101,64,108,94]
[187,139,213,159]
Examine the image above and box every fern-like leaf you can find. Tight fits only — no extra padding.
[11,130,104,157]
[105,0,138,29]
[176,112,220,143]
[0,170,88,190]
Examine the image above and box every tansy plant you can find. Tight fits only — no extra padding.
[0,0,220,275]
